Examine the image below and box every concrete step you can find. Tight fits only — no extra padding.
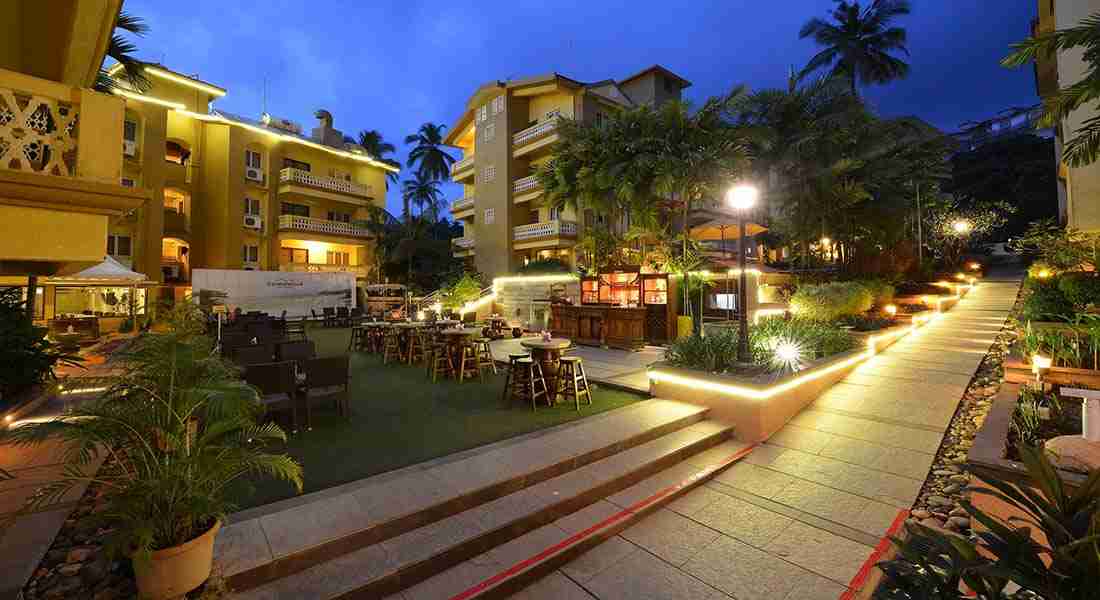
[233,420,738,599]
[396,438,754,600]
[216,399,710,592]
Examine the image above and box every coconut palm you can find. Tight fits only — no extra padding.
[798,0,911,96]
[357,129,400,189]
[94,11,151,93]
[405,123,455,182]
[401,172,444,223]
[1003,12,1100,166]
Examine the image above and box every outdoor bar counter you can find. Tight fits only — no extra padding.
[550,305,646,350]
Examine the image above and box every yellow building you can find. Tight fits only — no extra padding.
[0,1,149,322]
[1032,0,1100,231]
[109,64,398,308]
[443,66,690,280]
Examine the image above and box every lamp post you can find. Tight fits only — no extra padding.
[727,184,758,364]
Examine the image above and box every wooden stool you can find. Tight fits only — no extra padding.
[407,329,426,365]
[558,356,592,410]
[509,358,549,410]
[500,352,531,403]
[348,327,367,352]
[473,337,497,375]
[382,329,402,364]
[428,339,453,382]
[456,341,482,384]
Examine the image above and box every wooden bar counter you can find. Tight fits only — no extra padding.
[550,305,646,350]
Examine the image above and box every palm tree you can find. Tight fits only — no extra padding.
[357,129,400,189]
[401,172,443,224]
[94,11,151,93]
[405,123,455,181]
[799,0,911,96]
[1003,12,1100,166]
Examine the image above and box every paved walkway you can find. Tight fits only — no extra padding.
[490,339,663,394]
[527,276,1022,599]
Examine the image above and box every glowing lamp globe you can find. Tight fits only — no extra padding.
[727,185,758,210]
[952,220,972,234]
[884,304,898,316]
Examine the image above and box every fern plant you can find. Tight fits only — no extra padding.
[1,305,302,564]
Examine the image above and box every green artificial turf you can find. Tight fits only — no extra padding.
[228,326,644,510]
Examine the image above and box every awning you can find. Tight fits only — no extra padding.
[45,256,153,285]
[690,219,768,241]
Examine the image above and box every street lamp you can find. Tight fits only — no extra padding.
[726,184,758,364]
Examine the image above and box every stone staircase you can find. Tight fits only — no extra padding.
[216,400,750,599]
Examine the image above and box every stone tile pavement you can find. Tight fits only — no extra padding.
[532,276,1022,599]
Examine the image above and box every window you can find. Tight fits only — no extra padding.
[5,287,45,319]
[492,96,505,115]
[242,245,259,263]
[477,105,488,123]
[283,157,310,172]
[329,168,351,181]
[594,112,605,129]
[327,211,351,223]
[123,120,137,142]
[107,235,131,257]
[120,177,136,188]
[663,76,676,94]
[280,202,310,217]
[280,247,308,264]
[482,165,496,183]
[326,251,350,266]
[484,207,495,225]
[166,141,190,165]
[482,122,495,143]
[714,294,737,311]
[246,150,262,169]
[548,206,560,222]
[244,198,261,216]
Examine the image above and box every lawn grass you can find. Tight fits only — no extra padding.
[228,326,645,510]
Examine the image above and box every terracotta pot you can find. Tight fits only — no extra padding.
[133,520,221,600]
[676,316,694,340]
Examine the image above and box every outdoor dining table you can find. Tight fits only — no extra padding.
[520,337,572,402]
[440,327,483,377]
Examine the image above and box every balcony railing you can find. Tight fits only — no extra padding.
[452,196,475,213]
[163,208,189,233]
[452,236,476,249]
[281,263,367,276]
[513,175,543,195]
[0,84,79,177]
[279,167,372,198]
[513,220,577,242]
[451,154,475,175]
[277,214,372,238]
[513,118,559,147]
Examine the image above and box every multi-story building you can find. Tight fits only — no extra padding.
[1032,0,1100,231]
[444,65,691,280]
[109,63,398,302]
[0,1,149,318]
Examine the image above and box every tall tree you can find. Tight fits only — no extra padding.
[799,0,911,95]
[405,123,455,182]
[401,172,444,223]
[94,11,151,93]
[1003,12,1100,166]
[357,129,400,189]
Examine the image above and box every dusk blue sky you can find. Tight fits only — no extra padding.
[123,0,1039,217]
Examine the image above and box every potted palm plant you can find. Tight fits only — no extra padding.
[3,304,302,600]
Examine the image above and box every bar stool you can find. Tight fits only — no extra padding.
[382,329,402,364]
[558,356,592,410]
[509,357,549,410]
[500,353,531,403]
[348,326,367,352]
[428,337,453,382]
[407,329,426,365]
[472,337,497,375]
[456,339,482,384]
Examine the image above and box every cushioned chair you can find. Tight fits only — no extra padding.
[232,343,275,366]
[303,355,351,417]
[277,340,316,363]
[243,361,300,432]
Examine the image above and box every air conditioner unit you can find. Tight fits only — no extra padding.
[123,140,137,157]
[245,167,264,183]
[243,215,263,230]
[120,178,136,188]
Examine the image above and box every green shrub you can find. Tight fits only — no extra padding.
[1027,260,1057,279]
[1020,280,1074,322]
[789,282,874,321]
[0,288,78,406]
[858,279,895,306]
[665,318,855,374]
[1056,272,1100,309]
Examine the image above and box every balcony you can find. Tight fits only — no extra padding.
[513,175,544,203]
[513,220,577,250]
[451,154,475,183]
[278,167,373,205]
[280,262,367,277]
[452,236,476,257]
[163,208,189,236]
[451,196,475,217]
[512,118,560,158]
[277,215,373,239]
